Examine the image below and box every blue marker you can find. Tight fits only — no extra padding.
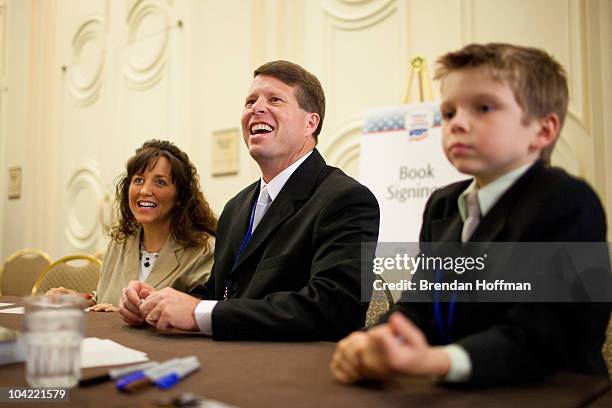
[116,358,181,392]
[155,356,200,390]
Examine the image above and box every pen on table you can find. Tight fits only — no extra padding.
[79,361,159,387]
[116,358,183,392]
[154,356,200,390]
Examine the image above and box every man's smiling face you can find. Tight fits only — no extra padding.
[241,75,317,178]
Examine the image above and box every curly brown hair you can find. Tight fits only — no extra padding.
[109,140,217,250]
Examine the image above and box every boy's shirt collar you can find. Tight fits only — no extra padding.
[458,161,534,221]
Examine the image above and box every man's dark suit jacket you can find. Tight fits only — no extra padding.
[191,149,380,341]
[388,160,610,386]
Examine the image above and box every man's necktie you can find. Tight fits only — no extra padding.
[226,185,272,300]
[461,189,481,242]
[252,185,271,231]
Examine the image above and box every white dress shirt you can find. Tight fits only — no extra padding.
[441,161,533,382]
[194,151,313,335]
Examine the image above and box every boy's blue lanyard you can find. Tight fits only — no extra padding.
[224,199,258,300]
[433,268,457,344]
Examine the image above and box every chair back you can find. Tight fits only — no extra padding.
[92,250,105,261]
[31,255,102,296]
[365,277,395,328]
[0,248,52,296]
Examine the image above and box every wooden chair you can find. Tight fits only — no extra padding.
[31,255,101,296]
[365,277,395,328]
[0,248,52,296]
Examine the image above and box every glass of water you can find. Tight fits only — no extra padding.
[23,295,86,388]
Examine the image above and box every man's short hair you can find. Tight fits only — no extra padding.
[434,43,569,164]
[254,60,326,140]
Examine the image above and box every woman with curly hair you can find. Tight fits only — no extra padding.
[49,140,216,311]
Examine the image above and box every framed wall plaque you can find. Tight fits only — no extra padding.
[212,128,239,176]
[8,166,21,199]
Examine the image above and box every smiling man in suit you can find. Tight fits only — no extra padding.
[118,60,380,341]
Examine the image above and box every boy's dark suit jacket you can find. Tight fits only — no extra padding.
[389,160,610,386]
[191,149,380,341]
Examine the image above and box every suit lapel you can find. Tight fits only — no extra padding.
[428,181,469,242]
[469,210,507,242]
[146,235,181,288]
[122,228,141,284]
[230,183,260,257]
[232,150,326,272]
[430,216,463,242]
[469,160,543,242]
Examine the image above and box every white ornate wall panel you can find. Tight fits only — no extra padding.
[321,114,364,179]
[0,0,7,252]
[587,0,612,236]
[313,0,408,179]
[0,1,6,80]
[188,0,258,213]
[48,0,188,256]
[251,0,305,66]
[123,0,170,90]
[404,0,462,73]
[55,0,111,256]
[1,0,611,258]
[67,15,105,106]
[2,0,31,258]
[65,160,104,250]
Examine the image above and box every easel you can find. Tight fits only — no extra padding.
[402,56,434,104]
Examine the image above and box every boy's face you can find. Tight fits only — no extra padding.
[440,67,542,186]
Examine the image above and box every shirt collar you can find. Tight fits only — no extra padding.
[458,162,534,221]
[259,150,313,201]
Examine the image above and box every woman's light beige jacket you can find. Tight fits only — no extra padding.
[96,229,214,305]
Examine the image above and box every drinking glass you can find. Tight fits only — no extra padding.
[23,295,86,388]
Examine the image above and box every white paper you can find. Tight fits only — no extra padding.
[80,337,149,368]
[0,307,25,314]
[0,303,15,307]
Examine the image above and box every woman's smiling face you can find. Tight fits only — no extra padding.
[128,156,177,229]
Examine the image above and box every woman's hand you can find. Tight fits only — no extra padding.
[46,287,79,296]
[87,303,118,312]
[46,287,95,307]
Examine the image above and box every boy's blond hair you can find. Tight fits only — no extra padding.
[434,43,569,164]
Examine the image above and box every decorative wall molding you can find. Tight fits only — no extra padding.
[321,115,364,177]
[463,0,588,132]
[250,0,305,65]
[99,191,116,235]
[338,0,371,4]
[67,15,105,106]
[65,160,104,250]
[322,0,397,30]
[123,0,170,90]
[552,136,580,176]
[566,0,589,132]
[0,1,6,78]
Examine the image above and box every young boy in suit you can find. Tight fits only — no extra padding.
[330,43,610,387]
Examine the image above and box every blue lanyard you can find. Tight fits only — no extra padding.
[433,268,457,344]
[225,199,258,300]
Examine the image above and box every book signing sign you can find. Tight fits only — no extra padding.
[359,102,465,242]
